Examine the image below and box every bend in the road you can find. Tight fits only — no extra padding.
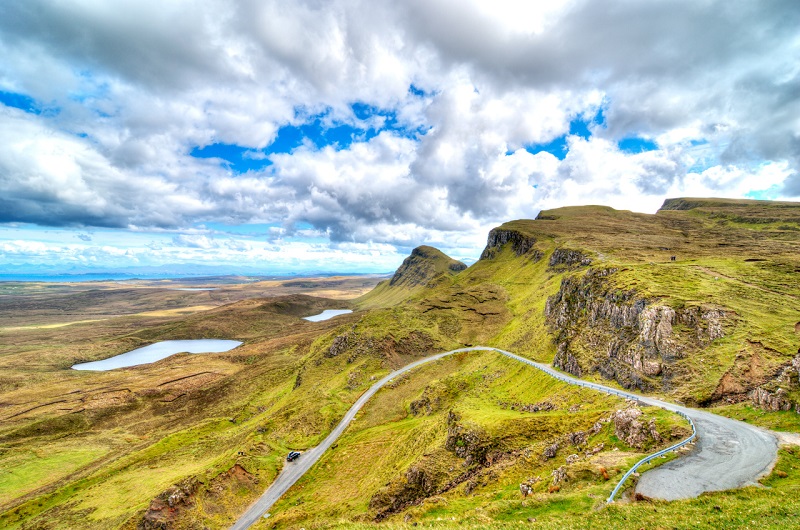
[230,346,778,529]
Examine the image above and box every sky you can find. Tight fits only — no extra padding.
[1,0,799,276]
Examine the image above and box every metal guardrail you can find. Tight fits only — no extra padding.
[605,411,696,503]
[233,345,698,528]
[486,347,698,504]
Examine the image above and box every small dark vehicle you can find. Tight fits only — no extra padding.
[287,451,301,462]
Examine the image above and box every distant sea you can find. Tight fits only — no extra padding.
[0,271,382,283]
[0,273,193,283]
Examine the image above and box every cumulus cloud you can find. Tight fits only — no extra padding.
[0,0,798,271]
[0,231,406,274]
[172,234,219,249]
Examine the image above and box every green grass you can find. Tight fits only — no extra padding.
[258,352,690,528]
[0,441,108,505]
[711,403,800,432]
[302,446,800,529]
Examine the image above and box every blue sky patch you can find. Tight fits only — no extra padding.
[524,108,605,160]
[618,137,658,153]
[525,135,569,160]
[348,102,422,139]
[408,84,432,98]
[0,91,40,114]
[745,185,781,201]
[271,116,374,153]
[192,103,425,172]
[190,143,273,173]
[684,139,718,173]
[202,221,279,236]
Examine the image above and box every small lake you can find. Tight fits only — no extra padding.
[303,309,353,322]
[71,339,242,371]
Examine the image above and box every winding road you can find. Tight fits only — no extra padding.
[230,346,778,529]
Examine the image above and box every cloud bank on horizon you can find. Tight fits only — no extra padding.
[1,0,798,273]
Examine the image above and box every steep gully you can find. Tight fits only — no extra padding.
[230,346,778,530]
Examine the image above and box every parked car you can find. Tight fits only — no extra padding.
[286,451,301,462]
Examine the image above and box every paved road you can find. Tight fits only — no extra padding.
[230,346,778,528]
[513,352,778,501]
[634,409,777,500]
[229,350,459,530]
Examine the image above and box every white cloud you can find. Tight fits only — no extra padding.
[0,0,798,271]
[172,234,219,249]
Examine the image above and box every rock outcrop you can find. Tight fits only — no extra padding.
[369,463,446,519]
[324,329,435,365]
[543,442,559,460]
[480,228,542,260]
[551,466,567,485]
[610,408,662,449]
[553,345,583,377]
[750,387,793,411]
[327,334,349,357]
[138,478,199,530]
[548,248,592,269]
[545,268,731,392]
[138,465,258,530]
[445,412,491,465]
[567,431,587,447]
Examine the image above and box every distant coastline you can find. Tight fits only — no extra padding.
[0,272,391,283]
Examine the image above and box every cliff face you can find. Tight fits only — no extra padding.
[548,248,592,269]
[545,268,731,394]
[479,228,542,261]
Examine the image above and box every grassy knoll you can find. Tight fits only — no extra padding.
[0,440,109,505]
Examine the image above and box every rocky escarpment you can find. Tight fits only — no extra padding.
[480,228,543,261]
[745,349,800,412]
[545,268,731,394]
[317,329,436,367]
[548,248,592,269]
[138,464,257,530]
[389,245,467,288]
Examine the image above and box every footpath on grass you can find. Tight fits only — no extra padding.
[230,346,778,530]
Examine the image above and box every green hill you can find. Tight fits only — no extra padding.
[358,245,467,308]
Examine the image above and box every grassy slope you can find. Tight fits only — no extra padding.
[277,197,800,528]
[318,447,800,530]
[255,198,800,529]
[257,352,686,529]
[0,296,371,529]
[0,289,472,529]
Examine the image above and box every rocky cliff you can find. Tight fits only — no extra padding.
[479,228,542,261]
[545,267,731,395]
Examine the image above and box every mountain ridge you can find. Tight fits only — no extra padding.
[365,197,800,409]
